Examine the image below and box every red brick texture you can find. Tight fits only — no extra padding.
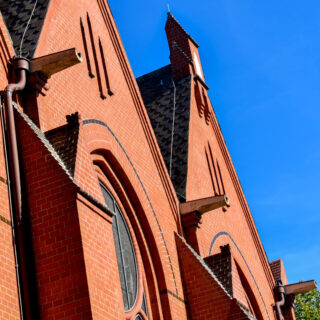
[0,12,22,320]
[204,245,265,319]
[0,1,298,319]
[185,81,278,318]
[269,260,288,285]
[17,114,93,319]
[0,222,20,320]
[4,1,188,317]
[164,10,282,319]
[184,43,277,320]
[32,4,186,313]
[176,234,254,320]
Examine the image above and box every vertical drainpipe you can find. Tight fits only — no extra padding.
[4,57,29,222]
[275,283,286,320]
[2,57,30,320]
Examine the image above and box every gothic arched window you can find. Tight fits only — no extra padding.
[101,184,138,312]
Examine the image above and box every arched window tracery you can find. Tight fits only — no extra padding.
[91,150,167,319]
[100,183,149,318]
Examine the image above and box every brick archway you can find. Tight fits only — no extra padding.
[209,231,270,320]
[82,118,180,319]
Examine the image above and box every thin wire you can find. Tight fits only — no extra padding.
[19,0,39,57]
[169,80,176,178]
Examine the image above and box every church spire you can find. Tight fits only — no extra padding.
[165,12,205,81]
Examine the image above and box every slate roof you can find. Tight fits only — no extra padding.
[137,65,191,201]
[0,0,50,58]
[204,248,233,297]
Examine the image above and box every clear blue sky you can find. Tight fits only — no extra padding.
[108,0,320,286]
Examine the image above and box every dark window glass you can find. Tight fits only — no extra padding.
[102,187,114,211]
[101,184,138,311]
[135,315,143,320]
[141,289,148,317]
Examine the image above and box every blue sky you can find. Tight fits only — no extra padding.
[108,0,320,286]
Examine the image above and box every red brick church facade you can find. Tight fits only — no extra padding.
[0,1,314,319]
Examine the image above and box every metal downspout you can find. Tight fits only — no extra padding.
[0,102,24,320]
[275,284,285,320]
[2,57,30,320]
[4,58,29,222]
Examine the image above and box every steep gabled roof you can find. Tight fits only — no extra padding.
[0,0,50,58]
[137,65,191,201]
[165,12,199,48]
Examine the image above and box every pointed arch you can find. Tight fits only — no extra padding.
[234,260,264,320]
[209,231,270,320]
[82,118,181,319]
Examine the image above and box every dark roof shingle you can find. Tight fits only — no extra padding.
[45,117,79,177]
[137,65,191,200]
[0,0,50,58]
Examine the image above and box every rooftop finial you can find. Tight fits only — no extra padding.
[167,4,170,13]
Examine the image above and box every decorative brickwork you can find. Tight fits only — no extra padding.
[270,260,288,285]
[205,245,233,297]
[0,1,301,319]
[176,233,256,320]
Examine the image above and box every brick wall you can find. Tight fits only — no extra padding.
[0,1,294,319]
[0,13,22,320]
[4,1,188,318]
[185,70,277,319]
[17,116,92,319]
[176,234,253,320]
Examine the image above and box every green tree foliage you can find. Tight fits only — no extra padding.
[295,288,320,320]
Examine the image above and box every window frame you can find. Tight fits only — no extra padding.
[101,183,139,312]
